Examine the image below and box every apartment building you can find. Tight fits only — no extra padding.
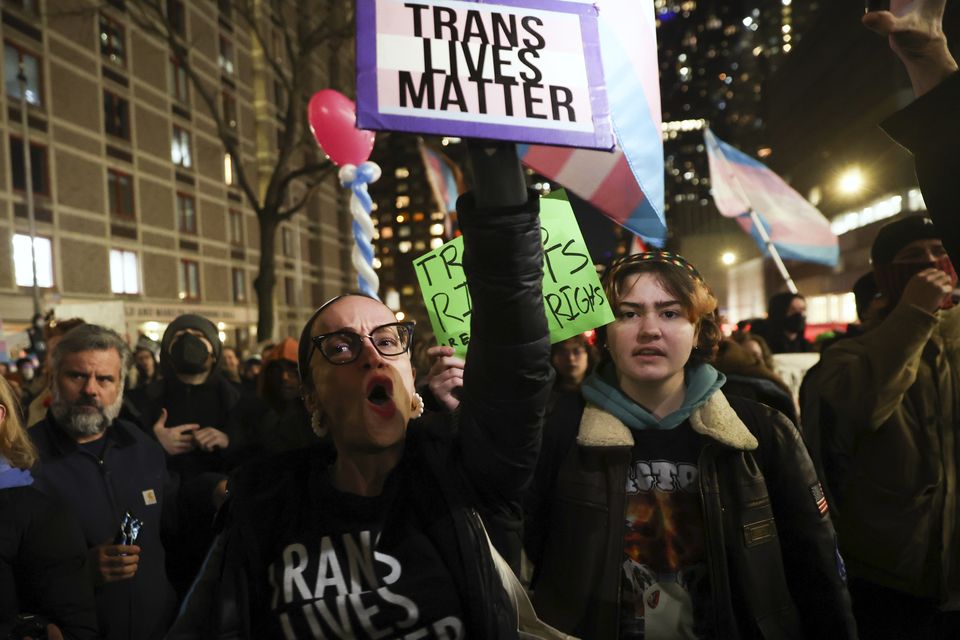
[0,0,354,352]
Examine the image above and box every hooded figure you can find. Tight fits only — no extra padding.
[125,314,239,598]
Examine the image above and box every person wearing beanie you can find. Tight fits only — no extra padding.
[812,214,960,637]
[130,335,162,391]
[125,313,239,599]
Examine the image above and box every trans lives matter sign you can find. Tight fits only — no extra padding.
[356,0,615,150]
[413,198,614,356]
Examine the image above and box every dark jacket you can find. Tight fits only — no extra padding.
[167,190,553,639]
[525,391,856,639]
[30,415,179,640]
[882,71,960,266]
[816,302,960,598]
[0,485,99,640]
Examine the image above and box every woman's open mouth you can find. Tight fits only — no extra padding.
[366,377,397,418]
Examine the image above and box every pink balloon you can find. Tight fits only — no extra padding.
[308,90,375,167]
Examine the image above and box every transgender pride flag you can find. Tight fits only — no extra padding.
[705,128,838,267]
[519,0,666,245]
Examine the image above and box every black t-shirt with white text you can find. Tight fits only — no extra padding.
[263,465,466,640]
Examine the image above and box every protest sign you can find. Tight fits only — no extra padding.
[356,0,614,150]
[413,198,614,355]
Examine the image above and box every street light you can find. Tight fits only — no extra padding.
[837,167,865,196]
[721,251,737,266]
[17,62,41,317]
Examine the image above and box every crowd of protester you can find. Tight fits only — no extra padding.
[1,2,958,638]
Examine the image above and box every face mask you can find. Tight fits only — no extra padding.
[874,256,958,310]
[170,333,211,375]
[782,313,806,334]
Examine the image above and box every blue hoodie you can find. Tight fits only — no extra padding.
[581,361,725,431]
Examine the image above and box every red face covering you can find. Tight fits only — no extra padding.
[873,256,958,310]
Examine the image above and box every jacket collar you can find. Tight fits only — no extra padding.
[577,391,759,451]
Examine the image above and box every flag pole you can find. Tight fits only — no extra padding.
[748,209,798,294]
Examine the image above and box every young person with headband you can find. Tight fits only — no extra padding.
[524,250,856,639]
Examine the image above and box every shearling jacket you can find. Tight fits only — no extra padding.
[525,390,856,639]
[817,302,960,599]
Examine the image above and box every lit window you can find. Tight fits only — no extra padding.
[430,237,443,249]
[398,226,411,238]
[99,14,126,65]
[3,42,42,106]
[398,241,412,254]
[429,223,444,236]
[395,214,406,223]
[178,259,200,300]
[401,285,415,296]
[413,241,426,251]
[224,152,236,185]
[380,227,394,239]
[412,212,424,222]
[110,249,140,294]
[395,195,410,209]
[171,126,192,167]
[431,212,446,221]
[218,36,235,77]
[12,234,53,288]
[395,167,410,179]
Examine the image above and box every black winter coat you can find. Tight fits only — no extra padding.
[167,190,554,639]
[0,486,99,640]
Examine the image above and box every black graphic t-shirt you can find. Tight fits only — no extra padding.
[263,466,465,639]
[620,420,714,639]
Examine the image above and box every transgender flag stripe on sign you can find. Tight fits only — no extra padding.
[519,0,666,245]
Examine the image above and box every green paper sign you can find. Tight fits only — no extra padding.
[413,198,614,356]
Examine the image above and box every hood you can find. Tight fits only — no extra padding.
[160,314,222,375]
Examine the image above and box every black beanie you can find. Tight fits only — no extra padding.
[160,314,222,374]
[870,216,939,265]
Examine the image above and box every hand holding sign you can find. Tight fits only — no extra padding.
[414,197,614,356]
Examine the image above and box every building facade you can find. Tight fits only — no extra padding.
[0,0,354,355]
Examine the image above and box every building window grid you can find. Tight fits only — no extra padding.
[99,14,126,65]
[103,90,130,139]
[4,41,42,107]
[108,169,135,219]
[9,136,49,196]
[177,192,197,234]
[179,259,201,301]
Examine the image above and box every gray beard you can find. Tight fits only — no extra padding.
[50,385,124,439]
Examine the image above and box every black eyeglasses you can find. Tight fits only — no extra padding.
[309,322,415,366]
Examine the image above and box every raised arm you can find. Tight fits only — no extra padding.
[455,142,554,506]
[869,0,960,264]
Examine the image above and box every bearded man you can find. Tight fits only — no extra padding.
[30,324,226,640]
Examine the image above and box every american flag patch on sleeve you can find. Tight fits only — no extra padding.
[810,482,829,518]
